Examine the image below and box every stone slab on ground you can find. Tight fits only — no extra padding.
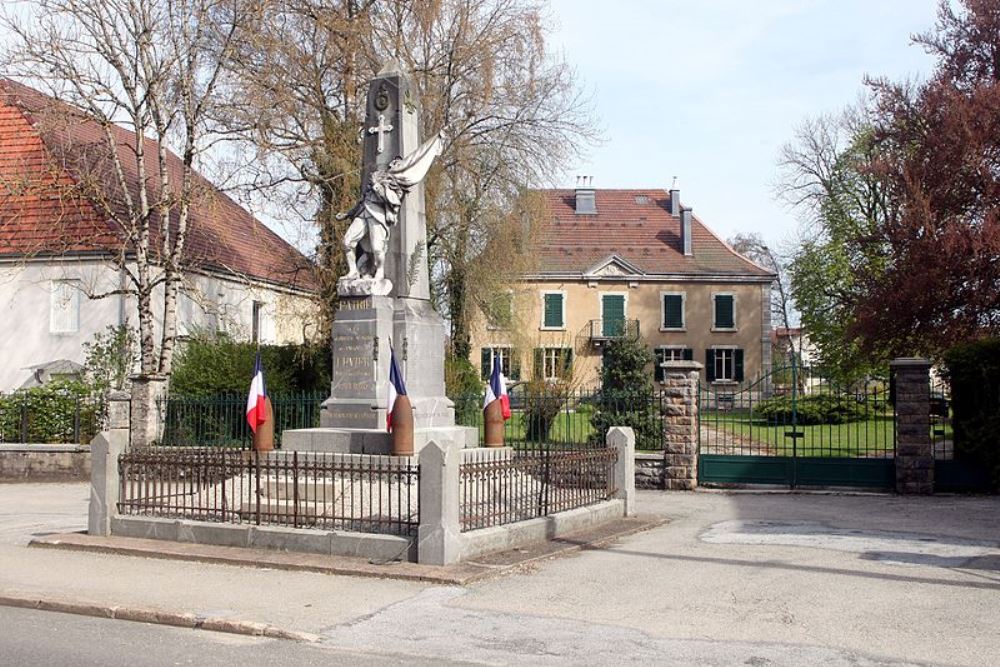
[28,515,662,585]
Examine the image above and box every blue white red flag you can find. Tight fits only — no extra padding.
[386,346,407,432]
[246,352,268,433]
[483,354,511,420]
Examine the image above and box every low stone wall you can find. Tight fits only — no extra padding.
[0,444,91,482]
[635,453,665,490]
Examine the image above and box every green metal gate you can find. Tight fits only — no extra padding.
[698,362,896,489]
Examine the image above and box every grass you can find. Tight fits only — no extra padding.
[700,409,897,457]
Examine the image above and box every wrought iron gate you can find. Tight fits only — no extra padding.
[697,362,896,489]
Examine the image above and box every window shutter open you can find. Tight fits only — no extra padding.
[480,348,491,380]
[706,349,717,382]
[510,352,522,381]
[543,293,564,328]
[533,348,544,380]
[714,295,734,328]
[683,348,693,361]
[561,347,574,378]
[735,349,745,382]
[654,349,665,382]
[663,294,683,329]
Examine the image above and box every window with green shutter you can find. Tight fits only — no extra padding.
[662,293,684,329]
[655,347,693,382]
[542,292,564,329]
[714,294,735,329]
[601,294,625,336]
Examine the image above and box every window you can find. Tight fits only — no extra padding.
[706,347,744,382]
[661,292,685,330]
[252,301,263,343]
[534,347,573,381]
[713,293,736,330]
[480,346,520,381]
[654,347,693,382]
[600,293,626,336]
[50,280,81,333]
[541,291,565,329]
[483,292,514,330]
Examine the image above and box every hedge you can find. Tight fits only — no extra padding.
[754,393,868,425]
[944,339,1000,490]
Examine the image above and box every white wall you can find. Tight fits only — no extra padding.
[0,257,319,391]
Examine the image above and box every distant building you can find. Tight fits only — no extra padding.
[0,79,319,391]
[469,181,777,389]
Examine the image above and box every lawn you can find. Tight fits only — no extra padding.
[700,409,897,457]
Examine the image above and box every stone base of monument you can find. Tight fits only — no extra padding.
[281,425,477,455]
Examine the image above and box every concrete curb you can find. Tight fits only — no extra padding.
[0,592,320,643]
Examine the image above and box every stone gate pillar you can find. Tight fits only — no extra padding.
[891,358,933,494]
[660,360,702,490]
[130,375,167,448]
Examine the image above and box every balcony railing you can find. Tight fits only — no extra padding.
[589,318,639,342]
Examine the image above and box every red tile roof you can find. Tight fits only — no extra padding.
[535,189,774,278]
[0,79,317,292]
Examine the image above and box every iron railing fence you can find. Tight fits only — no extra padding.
[0,392,103,445]
[454,388,667,451]
[118,447,419,536]
[459,446,618,532]
[158,391,327,448]
[930,376,953,460]
[699,366,896,458]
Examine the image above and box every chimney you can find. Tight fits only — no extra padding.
[680,206,693,256]
[575,175,596,215]
[669,176,680,216]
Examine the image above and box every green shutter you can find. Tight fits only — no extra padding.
[533,348,544,380]
[543,293,564,328]
[480,348,491,380]
[735,349,745,382]
[683,348,693,361]
[706,349,716,382]
[601,294,625,336]
[654,349,665,382]
[510,352,522,381]
[714,295,734,329]
[561,348,574,378]
[663,294,683,329]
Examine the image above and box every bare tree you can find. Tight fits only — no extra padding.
[729,232,797,364]
[1,0,261,378]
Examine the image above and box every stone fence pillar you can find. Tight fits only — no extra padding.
[417,440,461,565]
[88,390,130,536]
[130,375,168,448]
[606,427,636,516]
[660,360,702,490]
[891,358,933,494]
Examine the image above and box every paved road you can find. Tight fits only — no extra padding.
[0,483,87,545]
[0,483,997,666]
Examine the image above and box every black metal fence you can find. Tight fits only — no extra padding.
[118,447,419,536]
[930,376,952,460]
[158,391,326,448]
[459,445,618,532]
[0,391,103,445]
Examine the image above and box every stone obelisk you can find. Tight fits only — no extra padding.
[283,63,470,454]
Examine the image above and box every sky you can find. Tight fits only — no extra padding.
[545,0,940,250]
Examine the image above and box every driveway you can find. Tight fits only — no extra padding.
[0,483,997,665]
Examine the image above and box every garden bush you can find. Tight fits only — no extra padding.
[445,353,484,427]
[522,379,571,442]
[754,393,868,425]
[944,339,1000,489]
[0,381,100,444]
[590,334,662,450]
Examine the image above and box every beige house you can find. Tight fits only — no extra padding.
[470,182,776,389]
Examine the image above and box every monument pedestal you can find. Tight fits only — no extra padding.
[282,425,477,455]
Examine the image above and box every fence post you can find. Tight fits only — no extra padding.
[890,358,933,494]
[129,375,168,448]
[607,426,635,516]
[660,360,702,490]
[88,390,130,536]
[417,439,461,565]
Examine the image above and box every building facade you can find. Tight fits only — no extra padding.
[470,183,776,389]
[0,79,319,391]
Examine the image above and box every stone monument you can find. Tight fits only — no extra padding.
[283,62,474,454]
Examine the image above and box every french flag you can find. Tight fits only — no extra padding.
[483,354,511,420]
[246,352,268,434]
[386,346,407,432]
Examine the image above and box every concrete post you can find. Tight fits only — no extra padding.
[88,390,130,536]
[891,358,934,494]
[660,360,702,490]
[607,426,635,516]
[417,440,461,565]
[130,375,167,448]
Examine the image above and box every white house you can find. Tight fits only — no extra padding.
[0,79,320,391]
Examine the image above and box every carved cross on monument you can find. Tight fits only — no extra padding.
[367,113,394,154]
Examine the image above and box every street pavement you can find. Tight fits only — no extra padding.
[0,483,996,666]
